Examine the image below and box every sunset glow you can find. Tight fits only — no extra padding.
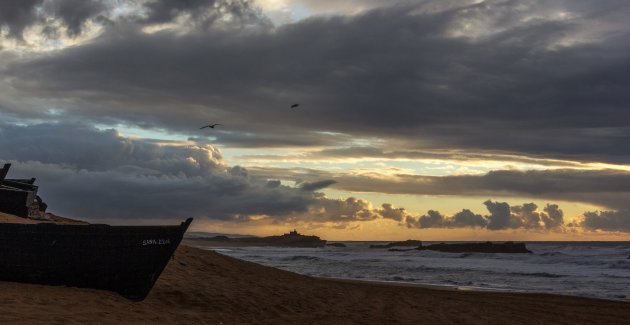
[1,0,629,241]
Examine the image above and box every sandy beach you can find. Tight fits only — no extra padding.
[0,245,627,324]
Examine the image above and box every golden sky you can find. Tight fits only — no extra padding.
[1,0,629,240]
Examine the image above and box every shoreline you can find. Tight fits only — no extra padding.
[1,245,628,324]
[194,243,630,303]
[320,276,630,303]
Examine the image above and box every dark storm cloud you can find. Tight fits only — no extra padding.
[2,0,630,233]
[142,0,218,24]
[0,122,626,232]
[451,209,487,228]
[416,210,447,228]
[0,0,267,41]
[250,166,630,231]
[0,0,43,39]
[43,0,110,36]
[0,122,381,224]
[578,210,630,233]
[406,201,564,230]
[0,122,226,175]
[11,160,313,221]
[141,0,270,28]
[0,0,109,39]
[378,203,410,222]
[541,204,564,230]
[3,1,630,162]
[485,200,520,230]
[249,167,630,209]
[294,196,380,223]
[299,179,337,191]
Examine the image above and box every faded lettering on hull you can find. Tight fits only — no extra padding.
[142,239,171,246]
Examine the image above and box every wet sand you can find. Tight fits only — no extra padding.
[0,245,628,324]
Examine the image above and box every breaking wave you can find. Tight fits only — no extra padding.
[210,241,630,301]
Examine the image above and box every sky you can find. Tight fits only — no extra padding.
[1,0,629,240]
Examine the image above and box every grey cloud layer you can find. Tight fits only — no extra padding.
[2,1,630,232]
[250,166,630,209]
[237,145,597,169]
[0,122,362,224]
[0,122,626,232]
[2,1,630,162]
[0,0,267,40]
[249,166,630,231]
[0,0,109,39]
[0,0,42,39]
[578,210,630,233]
[405,201,565,231]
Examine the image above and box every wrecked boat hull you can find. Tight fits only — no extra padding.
[0,218,192,301]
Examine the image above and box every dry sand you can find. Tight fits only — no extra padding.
[0,212,37,224]
[0,245,628,324]
[0,212,88,225]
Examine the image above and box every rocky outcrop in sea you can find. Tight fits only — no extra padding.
[416,241,532,254]
[369,240,422,249]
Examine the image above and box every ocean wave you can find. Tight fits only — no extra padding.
[539,252,569,257]
[282,255,322,262]
[391,276,417,281]
[608,260,630,270]
[242,255,264,259]
[349,258,384,263]
[535,259,609,268]
[212,248,234,253]
[509,272,566,278]
[404,265,453,273]
[214,243,630,301]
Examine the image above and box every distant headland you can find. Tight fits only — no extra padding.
[185,229,327,248]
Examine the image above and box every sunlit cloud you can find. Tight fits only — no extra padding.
[1,0,629,239]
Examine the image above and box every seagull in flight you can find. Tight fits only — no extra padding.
[290,103,300,109]
[200,124,221,129]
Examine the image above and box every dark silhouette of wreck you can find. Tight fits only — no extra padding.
[0,163,192,300]
[0,163,47,218]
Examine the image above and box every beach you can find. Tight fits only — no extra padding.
[0,245,628,324]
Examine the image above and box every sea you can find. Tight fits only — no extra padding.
[202,241,630,301]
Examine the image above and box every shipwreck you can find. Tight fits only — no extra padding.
[0,163,192,300]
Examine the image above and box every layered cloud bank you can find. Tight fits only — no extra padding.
[405,201,564,230]
[1,0,629,236]
[1,122,627,233]
[2,0,630,162]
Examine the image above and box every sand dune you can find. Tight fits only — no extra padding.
[0,245,628,324]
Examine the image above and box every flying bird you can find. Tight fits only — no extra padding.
[290,103,299,108]
[200,124,221,129]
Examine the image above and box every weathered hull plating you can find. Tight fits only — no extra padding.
[0,218,192,300]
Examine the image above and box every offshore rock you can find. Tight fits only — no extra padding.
[370,240,422,249]
[417,241,532,254]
